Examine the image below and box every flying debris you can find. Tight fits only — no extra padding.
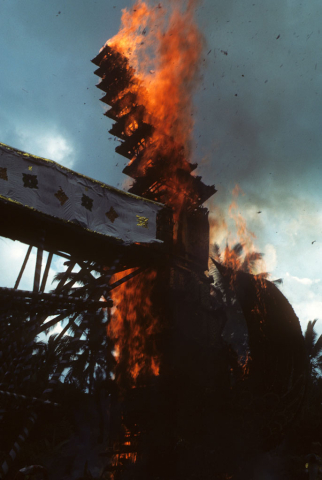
[257,211,262,214]
[276,34,280,39]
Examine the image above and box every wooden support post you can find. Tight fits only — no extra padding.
[33,232,45,293]
[14,245,32,290]
[39,252,53,293]
[33,247,43,293]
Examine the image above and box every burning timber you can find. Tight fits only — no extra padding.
[92,44,216,271]
[0,20,309,479]
[0,45,308,479]
[91,45,308,480]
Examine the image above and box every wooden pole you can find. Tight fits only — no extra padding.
[14,245,32,290]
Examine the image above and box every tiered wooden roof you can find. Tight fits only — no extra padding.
[92,45,217,209]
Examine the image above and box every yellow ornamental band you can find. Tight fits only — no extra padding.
[136,215,149,228]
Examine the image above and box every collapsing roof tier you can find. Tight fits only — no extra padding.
[91,45,216,209]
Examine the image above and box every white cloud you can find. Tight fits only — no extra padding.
[293,300,322,337]
[0,239,35,290]
[285,272,321,286]
[15,127,76,169]
[263,244,277,273]
[280,271,322,334]
[40,135,74,166]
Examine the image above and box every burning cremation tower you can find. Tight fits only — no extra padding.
[91,46,230,480]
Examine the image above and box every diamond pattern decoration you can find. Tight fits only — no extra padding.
[0,167,8,181]
[22,173,38,189]
[81,194,93,211]
[105,206,118,223]
[54,187,69,206]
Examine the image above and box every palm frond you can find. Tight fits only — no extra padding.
[232,242,244,257]
[305,319,318,356]
[52,271,79,284]
[212,243,221,259]
[312,332,322,358]
[272,278,283,285]
[241,251,263,273]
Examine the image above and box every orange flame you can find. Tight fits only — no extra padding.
[107,0,203,145]
[105,0,205,220]
[238,351,251,378]
[110,426,138,477]
[103,0,206,387]
[108,269,160,385]
[210,185,268,323]
[211,185,266,277]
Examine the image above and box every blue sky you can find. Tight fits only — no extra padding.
[0,0,322,333]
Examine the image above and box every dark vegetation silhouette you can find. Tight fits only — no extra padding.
[0,262,116,479]
[284,319,322,479]
[210,244,322,478]
[1,246,321,479]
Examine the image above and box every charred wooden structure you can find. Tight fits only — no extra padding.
[0,143,172,479]
[91,46,308,480]
[92,45,216,272]
[0,43,307,479]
